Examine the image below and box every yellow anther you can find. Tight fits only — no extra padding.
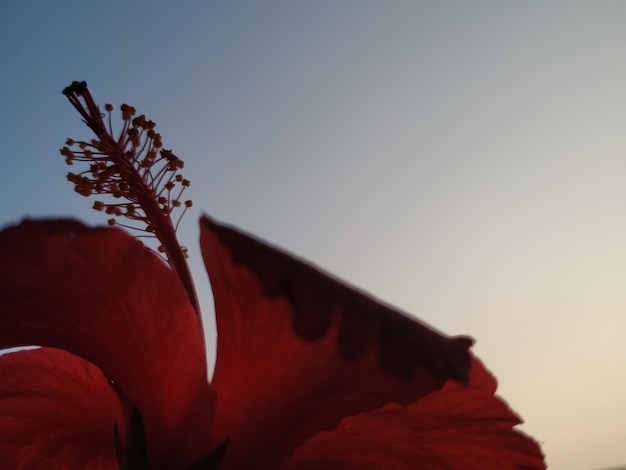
[133,115,145,127]
[76,187,91,197]
[120,104,136,121]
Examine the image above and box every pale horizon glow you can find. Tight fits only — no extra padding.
[1,2,626,469]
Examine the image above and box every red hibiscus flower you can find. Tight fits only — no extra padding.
[0,83,546,469]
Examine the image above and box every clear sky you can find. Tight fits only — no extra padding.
[2,2,625,469]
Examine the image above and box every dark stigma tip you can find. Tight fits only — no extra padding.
[62,80,88,96]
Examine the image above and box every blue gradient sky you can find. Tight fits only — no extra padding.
[2,2,625,468]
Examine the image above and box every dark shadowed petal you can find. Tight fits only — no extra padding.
[200,216,474,469]
[0,219,215,469]
[0,347,126,469]
[280,357,546,470]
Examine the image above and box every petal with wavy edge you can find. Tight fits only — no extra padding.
[0,219,214,469]
[280,357,545,469]
[0,347,126,469]
[200,216,473,468]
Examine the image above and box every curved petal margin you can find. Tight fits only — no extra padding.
[280,357,546,469]
[0,219,215,469]
[200,216,473,468]
[0,347,126,469]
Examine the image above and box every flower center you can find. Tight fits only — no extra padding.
[61,81,199,314]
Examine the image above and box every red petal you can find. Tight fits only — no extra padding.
[0,347,125,469]
[0,219,214,469]
[200,216,473,468]
[280,357,546,469]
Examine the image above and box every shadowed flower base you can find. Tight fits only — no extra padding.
[0,216,545,469]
